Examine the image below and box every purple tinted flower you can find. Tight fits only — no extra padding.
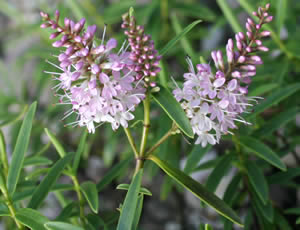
[41,10,146,133]
[173,4,272,146]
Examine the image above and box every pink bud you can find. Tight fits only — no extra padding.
[255,40,262,46]
[260,31,271,37]
[266,3,270,10]
[49,32,60,39]
[256,24,261,30]
[264,16,273,23]
[238,56,246,63]
[232,71,241,78]
[71,72,81,81]
[74,36,82,43]
[257,46,269,52]
[55,10,60,22]
[246,31,253,39]
[40,23,49,29]
[64,18,70,28]
[238,32,245,40]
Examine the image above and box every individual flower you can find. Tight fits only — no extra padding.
[173,4,273,147]
[121,9,161,87]
[41,10,145,133]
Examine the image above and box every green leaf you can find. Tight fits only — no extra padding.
[45,222,84,230]
[97,157,133,192]
[239,136,286,171]
[254,107,299,137]
[132,195,144,230]
[246,161,269,205]
[159,19,202,56]
[275,210,293,230]
[116,184,152,196]
[172,2,216,21]
[0,203,9,216]
[73,130,88,174]
[28,153,75,209]
[216,0,243,33]
[44,128,67,158]
[184,145,211,174]
[148,155,243,226]
[206,154,234,193]
[81,181,99,213]
[55,202,78,221]
[246,84,300,119]
[170,12,197,62]
[252,191,274,223]
[285,207,300,215]
[24,156,53,167]
[116,170,143,230]
[7,102,37,195]
[16,208,49,230]
[205,224,213,230]
[0,129,8,176]
[152,85,194,138]
[276,0,288,34]
[248,83,278,97]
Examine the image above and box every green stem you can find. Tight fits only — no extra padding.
[145,124,177,158]
[124,128,139,158]
[0,186,24,229]
[0,130,9,178]
[70,175,85,225]
[139,93,151,156]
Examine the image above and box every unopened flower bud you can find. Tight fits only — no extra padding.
[260,31,271,37]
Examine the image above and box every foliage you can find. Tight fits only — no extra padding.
[0,0,299,229]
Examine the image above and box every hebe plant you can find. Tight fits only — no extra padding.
[0,1,299,230]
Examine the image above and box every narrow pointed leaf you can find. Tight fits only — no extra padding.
[206,154,234,193]
[132,195,144,230]
[7,101,37,194]
[81,181,99,213]
[184,145,211,174]
[116,170,143,230]
[45,222,84,230]
[152,85,194,138]
[28,153,75,209]
[116,184,152,196]
[246,161,269,205]
[246,84,300,119]
[97,157,133,192]
[44,128,67,158]
[73,130,88,174]
[159,19,202,55]
[24,156,53,167]
[239,136,286,171]
[15,208,48,230]
[216,0,242,33]
[148,155,243,226]
[254,107,299,137]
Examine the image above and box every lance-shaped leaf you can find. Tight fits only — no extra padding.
[117,184,152,196]
[116,170,143,230]
[246,161,269,205]
[148,155,243,226]
[97,157,133,192]
[239,136,286,171]
[246,84,300,119]
[7,101,37,195]
[15,208,49,230]
[152,85,194,138]
[44,128,67,158]
[45,222,84,230]
[205,154,234,193]
[81,181,99,213]
[28,153,75,209]
[159,19,202,55]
